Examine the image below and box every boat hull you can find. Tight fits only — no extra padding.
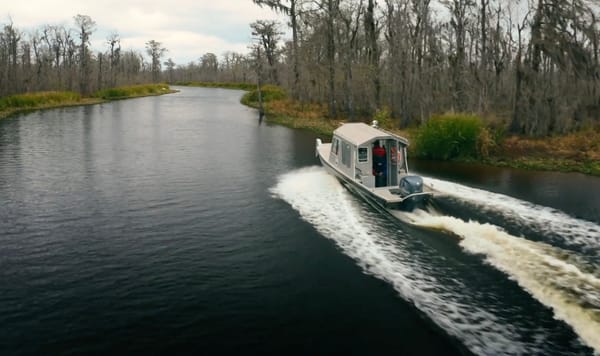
[317,150,430,211]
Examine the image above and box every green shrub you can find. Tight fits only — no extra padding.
[415,113,483,160]
[241,85,287,104]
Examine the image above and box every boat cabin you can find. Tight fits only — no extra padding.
[328,123,409,189]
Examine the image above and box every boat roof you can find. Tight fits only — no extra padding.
[333,123,409,146]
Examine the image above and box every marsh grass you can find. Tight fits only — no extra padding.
[0,91,81,111]
[95,84,171,99]
[0,91,93,119]
[241,86,340,136]
[241,85,287,104]
[1,84,174,120]
[175,82,255,90]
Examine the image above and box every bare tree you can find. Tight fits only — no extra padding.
[200,52,219,82]
[107,33,121,87]
[441,0,475,112]
[164,58,176,83]
[3,20,21,95]
[338,0,363,120]
[250,20,283,84]
[252,0,305,98]
[74,14,96,94]
[145,40,167,83]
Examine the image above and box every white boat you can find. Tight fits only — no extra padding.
[316,121,433,211]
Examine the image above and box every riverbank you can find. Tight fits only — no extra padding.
[0,84,176,120]
[236,86,599,176]
[488,132,600,176]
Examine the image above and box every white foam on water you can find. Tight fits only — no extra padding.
[271,167,537,355]
[424,177,600,257]
[403,210,600,354]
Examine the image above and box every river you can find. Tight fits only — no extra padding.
[0,87,598,355]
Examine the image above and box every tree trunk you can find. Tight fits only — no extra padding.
[326,0,337,118]
[290,1,301,99]
[365,0,380,109]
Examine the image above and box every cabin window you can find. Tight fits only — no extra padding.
[358,147,368,162]
[341,141,351,167]
[332,138,340,155]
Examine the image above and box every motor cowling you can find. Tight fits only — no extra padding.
[399,175,423,197]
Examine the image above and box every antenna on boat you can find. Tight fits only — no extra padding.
[371,120,379,128]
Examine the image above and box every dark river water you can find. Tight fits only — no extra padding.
[1,87,598,355]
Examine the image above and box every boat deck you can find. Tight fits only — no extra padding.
[370,187,405,203]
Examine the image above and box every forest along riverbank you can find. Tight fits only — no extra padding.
[226,83,599,177]
[0,84,176,120]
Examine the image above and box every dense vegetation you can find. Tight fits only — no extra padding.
[174,0,600,139]
[244,0,600,138]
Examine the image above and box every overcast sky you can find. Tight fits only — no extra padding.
[4,0,286,65]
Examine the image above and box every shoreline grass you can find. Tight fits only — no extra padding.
[174,81,255,90]
[95,83,175,100]
[0,84,176,120]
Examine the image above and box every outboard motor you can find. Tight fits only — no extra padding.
[399,175,424,197]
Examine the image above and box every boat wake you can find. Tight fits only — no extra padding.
[396,209,600,354]
[423,177,600,259]
[271,167,599,355]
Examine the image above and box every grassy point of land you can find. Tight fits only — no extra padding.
[94,83,177,100]
[254,99,341,136]
[0,84,176,120]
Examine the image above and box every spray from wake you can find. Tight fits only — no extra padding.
[400,209,600,353]
[424,177,600,258]
[272,167,554,355]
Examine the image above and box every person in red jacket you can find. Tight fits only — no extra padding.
[372,141,387,187]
